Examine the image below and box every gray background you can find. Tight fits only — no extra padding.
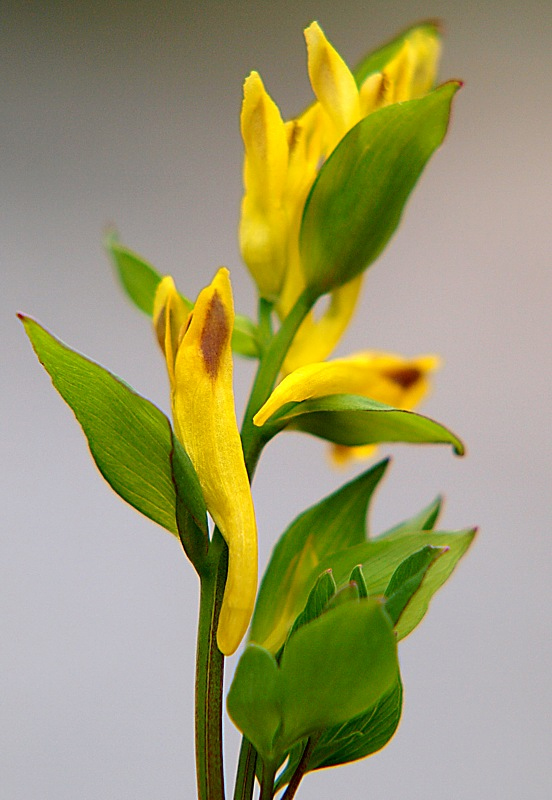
[3,1,551,798]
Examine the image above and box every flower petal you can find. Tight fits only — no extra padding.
[153,276,191,388]
[173,268,258,655]
[305,21,361,143]
[239,71,289,299]
[254,352,440,428]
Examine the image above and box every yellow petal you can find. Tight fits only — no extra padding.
[241,71,288,209]
[239,72,289,299]
[254,351,440,427]
[304,21,361,144]
[172,268,257,655]
[406,27,442,97]
[153,276,191,388]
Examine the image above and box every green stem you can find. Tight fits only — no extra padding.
[259,761,277,800]
[232,739,257,800]
[195,530,228,800]
[230,288,317,800]
[241,287,317,479]
[281,734,321,800]
[257,298,274,352]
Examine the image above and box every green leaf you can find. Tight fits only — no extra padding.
[106,235,184,317]
[170,435,209,570]
[312,528,476,641]
[105,235,260,358]
[384,545,446,625]
[349,564,369,598]
[231,314,262,359]
[278,599,399,751]
[299,82,461,295]
[264,394,464,455]
[379,495,443,538]
[353,21,440,85]
[227,644,282,763]
[19,316,203,537]
[287,570,336,641]
[250,460,389,652]
[275,677,403,788]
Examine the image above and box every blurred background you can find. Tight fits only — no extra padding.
[2,1,551,798]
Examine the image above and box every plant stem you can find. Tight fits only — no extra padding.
[195,529,228,800]
[241,287,317,479]
[231,287,318,800]
[281,734,321,800]
[232,739,257,800]
[259,761,277,800]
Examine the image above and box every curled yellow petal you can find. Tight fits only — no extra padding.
[254,351,440,428]
[172,268,257,655]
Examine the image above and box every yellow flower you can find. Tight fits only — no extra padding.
[254,351,440,464]
[154,269,257,655]
[239,22,441,370]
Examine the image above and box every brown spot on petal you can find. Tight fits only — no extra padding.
[155,305,167,354]
[385,366,422,390]
[200,291,229,378]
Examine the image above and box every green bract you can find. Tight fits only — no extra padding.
[300,82,460,295]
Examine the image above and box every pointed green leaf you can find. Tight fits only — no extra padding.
[384,545,447,625]
[226,644,282,763]
[20,316,203,537]
[106,235,184,317]
[250,460,389,652]
[105,235,260,358]
[299,82,461,295]
[349,564,369,598]
[275,676,402,788]
[287,570,336,641]
[278,599,399,750]
[353,21,440,85]
[312,528,476,640]
[265,394,464,455]
[379,495,443,538]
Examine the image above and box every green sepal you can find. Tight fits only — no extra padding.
[384,545,447,625]
[19,316,206,544]
[299,81,461,295]
[261,394,464,455]
[228,600,399,763]
[353,21,441,85]
[275,676,403,789]
[250,460,389,652]
[105,235,260,358]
